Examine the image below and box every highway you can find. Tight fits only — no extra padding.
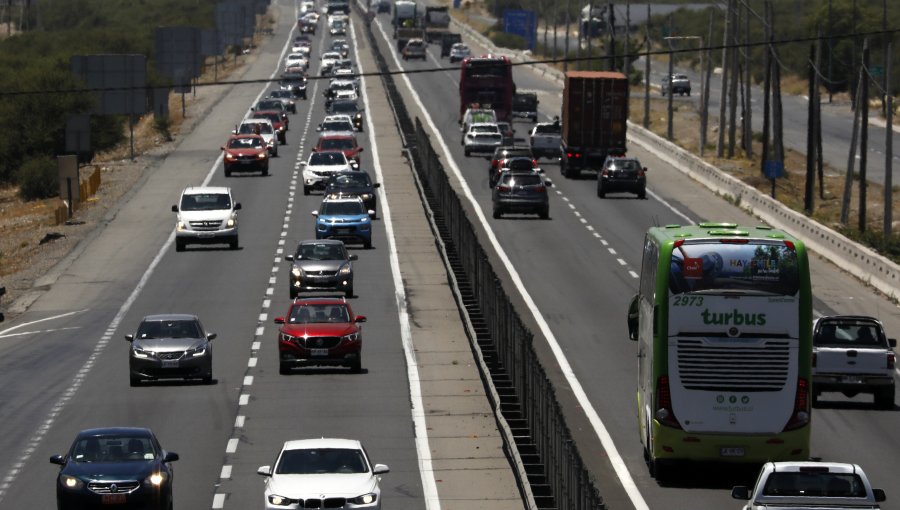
[0,1,898,510]
[370,5,900,510]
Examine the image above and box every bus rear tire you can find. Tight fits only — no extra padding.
[649,458,674,482]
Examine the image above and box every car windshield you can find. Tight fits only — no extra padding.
[180,193,231,211]
[668,242,800,296]
[270,91,291,98]
[321,201,365,216]
[295,243,346,261]
[288,304,350,324]
[71,435,157,463]
[762,472,866,498]
[319,138,354,150]
[331,101,359,113]
[329,173,370,187]
[815,321,886,347]
[309,152,347,166]
[136,319,202,339]
[227,137,264,149]
[606,159,641,171]
[276,448,367,474]
[254,112,281,124]
[238,123,273,135]
[472,125,498,133]
[257,101,282,111]
[534,124,560,134]
[321,121,354,132]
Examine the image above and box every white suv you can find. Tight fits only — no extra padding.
[172,187,241,251]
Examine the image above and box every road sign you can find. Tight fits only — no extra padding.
[503,9,537,51]
[870,65,884,78]
[764,160,784,179]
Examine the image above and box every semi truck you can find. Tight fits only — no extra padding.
[392,0,417,34]
[422,6,451,43]
[559,71,628,179]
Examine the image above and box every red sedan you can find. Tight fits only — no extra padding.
[313,133,364,167]
[274,297,366,374]
[221,134,269,176]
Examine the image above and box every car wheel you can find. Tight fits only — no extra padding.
[262,167,269,176]
[598,184,606,198]
[303,186,310,196]
[649,457,674,482]
[229,236,239,250]
[202,371,213,385]
[364,240,372,249]
[539,206,549,219]
[289,287,298,299]
[637,188,646,199]
[875,386,895,409]
[175,239,186,252]
[345,287,353,298]
[130,374,142,387]
[224,168,232,177]
[280,135,286,145]
[464,149,470,157]
[279,362,290,375]
[811,390,821,408]
[492,206,502,219]
[350,354,362,374]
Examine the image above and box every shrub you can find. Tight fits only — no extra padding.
[489,31,527,51]
[16,156,59,200]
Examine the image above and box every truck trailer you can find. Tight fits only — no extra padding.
[560,71,628,179]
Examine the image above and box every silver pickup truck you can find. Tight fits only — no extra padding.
[732,461,886,510]
[812,315,896,409]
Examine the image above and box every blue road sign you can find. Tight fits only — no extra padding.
[764,160,784,179]
[503,9,537,51]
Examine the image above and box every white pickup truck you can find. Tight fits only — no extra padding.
[529,120,561,160]
[812,315,896,409]
[732,461,886,510]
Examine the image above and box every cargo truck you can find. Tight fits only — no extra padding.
[559,71,628,179]
[392,0,417,35]
[422,6,451,43]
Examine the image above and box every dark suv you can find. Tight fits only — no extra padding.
[274,297,366,373]
[597,156,647,199]
[492,172,551,219]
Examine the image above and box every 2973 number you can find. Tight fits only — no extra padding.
[673,296,704,306]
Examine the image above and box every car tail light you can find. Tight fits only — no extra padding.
[888,352,895,370]
[783,378,810,431]
[655,376,681,429]
[532,159,538,167]
[497,185,510,192]
[601,169,609,176]
[534,185,546,193]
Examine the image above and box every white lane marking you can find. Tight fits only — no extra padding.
[239,394,250,406]
[361,17,442,510]
[378,17,650,510]
[244,375,254,386]
[0,310,87,337]
[220,465,232,479]
[0,326,82,339]
[226,438,239,453]
[235,415,245,428]
[579,218,587,224]
[586,225,594,231]
[252,341,261,350]
[255,327,264,337]
[645,188,694,224]
[212,493,226,509]
[608,248,617,255]
[617,258,627,266]
[262,299,271,310]
[629,270,640,279]
[248,358,258,367]
[601,239,609,246]
[258,313,267,322]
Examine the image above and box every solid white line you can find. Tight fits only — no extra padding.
[377,16,650,510]
[226,438,239,453]
[212,493,226,509]
[646,188,694,225]
[0,326,82,339]
[358,16,441,510]
[0,310,87,336]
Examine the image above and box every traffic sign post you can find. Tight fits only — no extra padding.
[764,160,784,198]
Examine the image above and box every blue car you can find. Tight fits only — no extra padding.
[312,196,373,249]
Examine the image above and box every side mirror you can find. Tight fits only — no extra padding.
[373,464,390,475]
[125,334,134,342]
[627,294,640,341]
[373,183,381,188]
[301,162,307,166]
[171,205,178,212]
[316,126,323,131]
[643,167,649,172]
[285,254,295,261]
[889,338,897,348]
[355,315,367,323]
[234,203,242,210]
[349,254,358,261]
[257,465,273,477]
[207,333,217,341]
[50,455,65,465]
[544,180,553,187]
[163,451,179,462]
[873,488,886,502]
[358,147,364,152]
[731,486,750,500]
[220,147,226,151]
[312,211,319,217]
[367,210,375,216]
[274,317,285,324]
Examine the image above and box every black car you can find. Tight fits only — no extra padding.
[51,427,179,510]
[125,314,216,386]
[327,99,365,131]
[492,172,551,219]
[325,171,380,217]
[512,92,539,122]
[279,72,308,100]
[597,156,647,199]
[330,39,350,58]
[286,239,358,298]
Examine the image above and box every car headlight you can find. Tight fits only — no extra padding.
[188,346,207,357]
[132,347,151,359]
[360,193,372,200]
[268,495,293,506]
[361,216,370,223]
[258,152,267,159]
[225,153,236,160]
[176,221,186,232]
[339,263,352,275]
[292,266,302,277]
[146,472,166,486]
[349,493,377,505]
[343,332,359,342]
[227,217,236,228]
[60,475,84,490]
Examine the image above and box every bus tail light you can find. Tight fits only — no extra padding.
[655,376,681,429]
[783,378,810,431]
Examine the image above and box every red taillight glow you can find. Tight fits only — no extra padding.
[783,378,810,431]
[534,186,546,193]
[497,185,511,192]
[784,240,796,251]
[719,239,749,244]
[655,376,681,429]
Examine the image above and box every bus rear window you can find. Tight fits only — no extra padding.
[669,242,799,296]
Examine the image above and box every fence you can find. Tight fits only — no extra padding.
[54,166,101,225]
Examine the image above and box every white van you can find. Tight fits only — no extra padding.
[172,187,241,251]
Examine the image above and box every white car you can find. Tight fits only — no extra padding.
[257,438,389,510]
[291,43,312,56]
[284,52,309,70]
[235,119,278,156]
[172,186,241,251]
[302,150,352,194]
[321,51,342,73]
[463,122,503,157]
[300,0,315,13]
[449,42,470,63]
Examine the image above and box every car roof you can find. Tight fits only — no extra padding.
[183,186,231,195]
[281,438,362,451]
[141,313,199,321]
[322,195,364,204]
[76,427,154,438]
[242,118,273,126]
[297,239,345,247]
[290,297,350,306]
[318,133,355,140]
[767,461,859,474]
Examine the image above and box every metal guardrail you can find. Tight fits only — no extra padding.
[356,5,606,508]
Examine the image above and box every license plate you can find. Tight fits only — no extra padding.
[161,360,179,368]
[310,348,329,356]
[335,228,353,234]
[720,447,745,457]
[102,494,126,504]
[842,376,863,384]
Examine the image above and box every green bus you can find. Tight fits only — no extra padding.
[627,223,812,478]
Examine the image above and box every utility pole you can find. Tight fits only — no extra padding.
[563,0,570,72]
[841,71,864,225]
[827,0,833,103]
[859,39,870,233]
[700,11,713,156]
[586,1,593,70]
[643,2,650,128]
[805,42,817,214]
[815,30,824,200]
[772,2,785,181]
[761,0,772,176]
[716,0,732,157]
[743,1,752,158]
[607,2,616,71]
[552,0,558,61]
[884,41,894,243]
[727,3,739,158]
[667,33,674,140]
[624,0,630,76]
